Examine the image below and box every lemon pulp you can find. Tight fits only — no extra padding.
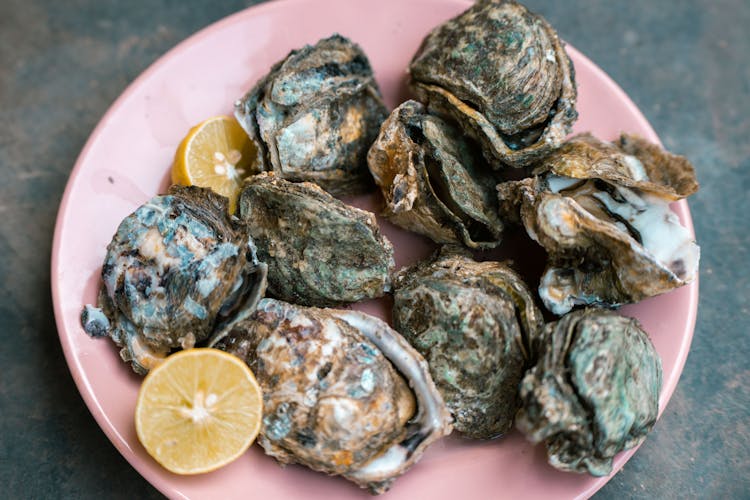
[172,116,257,213]
[135,348,263,475]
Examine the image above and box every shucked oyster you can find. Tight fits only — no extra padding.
[80,186,267,373]
[212,298,452,494]
[367,100,504,249]
[393,247,543,438]
[235,34,388,196]
[497,133,700,315]
[238,173,395,307]
[516,308,662,476]
[410,0,577,167]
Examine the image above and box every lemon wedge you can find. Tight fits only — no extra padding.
[172,116,257,213]
[135,348,263,475]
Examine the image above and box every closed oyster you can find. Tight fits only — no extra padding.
[393,247,543,438]
[235,34,388,196]
[497,133,700,315]
[516,308,662,476]
[212,298,452,494]
[410,0,577,167]
[367,100,503,249]
[238,173,394,307]
[81,186,267,374]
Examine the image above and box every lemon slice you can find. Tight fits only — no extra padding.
[172,116,257,213]
[135,348,263,475]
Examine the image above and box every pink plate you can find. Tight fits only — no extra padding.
[51,0,698,498]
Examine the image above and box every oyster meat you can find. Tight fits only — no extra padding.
[497,133,700,315]
[393,246,544,438]
[81,186,267,373]
[238,173,395,307]
[367,100,504,249]
[410,0,577,167]
[516,308,662,476]
[235,34,388,196]
[212,298,452,494]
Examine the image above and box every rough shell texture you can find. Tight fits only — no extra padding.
[535,133,699,200]
[213,298,452,494]
[238,173,395,307]
[235,34,388,196]
[367,100,503,249]
[393,247,544,438]
[516,308,662,476]
[82,186,267,374]
[410,0,577,167]
[497,133,700,315]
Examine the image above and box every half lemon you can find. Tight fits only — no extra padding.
[135,348,263,475]
[171,116,257,213]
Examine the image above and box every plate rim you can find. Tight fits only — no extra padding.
[51,0,699,498]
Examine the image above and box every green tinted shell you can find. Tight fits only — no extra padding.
[83,186,267,374]
[516,308,662,476]
[410,0,577,167]
[393,247,543,438]
[235,34,388,196]
[238,173,394,307]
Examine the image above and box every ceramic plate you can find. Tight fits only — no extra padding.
[51,0,698,498]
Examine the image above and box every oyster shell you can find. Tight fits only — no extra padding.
[238,173,395,307]
[367,100,504,249]
[212,298,452,494]
[393,246,543,438]
[81,186,267,374]
[516,308,662,476]
[410,0,577,167]
[497,133,700,315]
[539,133,698,200]
[235,34,388,196]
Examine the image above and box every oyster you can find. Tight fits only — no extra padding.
[212,298,452,494]
[235,34,388,196]
[409,0,577,167]
[516,308,662,476]
[81,186,267,374]
[497,133,700,315]
[238,173,395,307]
[367,100,504,249]
[392,246,544,438]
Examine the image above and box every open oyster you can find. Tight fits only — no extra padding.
[212,298,452,494]
[410,0,577,167]
[367,100,503,249]
[392,247,543,438]
[235,34,388,196]
[516,308,662,476]
[80,186,267,374]
[238,173,394,307]
[497,133,700,315]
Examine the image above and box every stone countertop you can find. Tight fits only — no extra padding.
[1,0,747,498]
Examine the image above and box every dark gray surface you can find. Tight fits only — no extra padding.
[1,0,747,498]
